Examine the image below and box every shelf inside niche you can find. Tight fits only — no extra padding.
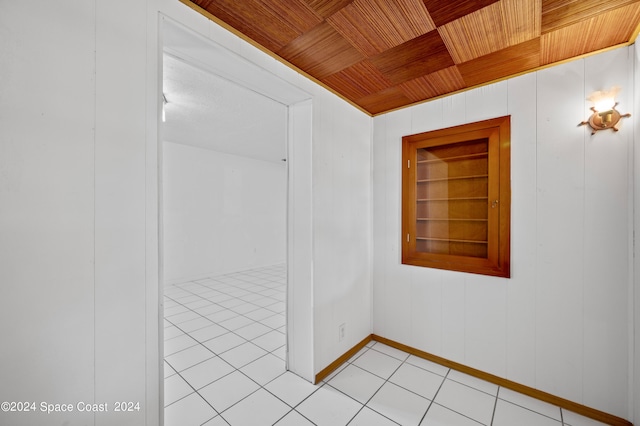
[417,197,488,202]
[417,151,488,164]
[415,237,488,244]
[416,218,487,221]
[417,174,488,183]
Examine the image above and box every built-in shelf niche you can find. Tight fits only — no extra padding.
[402,116,511,278]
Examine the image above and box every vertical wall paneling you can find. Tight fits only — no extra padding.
[409,267,443,355]
[0,2,96,425]
[535,59,586,404]
[464,275,508,378]
[440,273,467,364]
[461,82,509,378]
[581,47,631,417]
[287,99,314,381]
[372,46,632,418]
[311,91,335,369]
[465,82,509,121]
[387,109,413,348]
[312,91,373,372]
[440,92,468,129]
[372,116,390,338]
[95,1,148,424]
[505,72,538,388]
[409,98,444,135]
[311,91,334,372]
[373,109,412,343]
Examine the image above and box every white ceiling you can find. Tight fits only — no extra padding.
[162,54,288,163]
[161,19,311,164]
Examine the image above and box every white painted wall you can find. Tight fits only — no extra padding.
[0,2,96,425]
[0,2,372,425]
[162,141,286,284]
[1,1,154,425]
[287,99,315,379]
[312,89,373,373]
[373,46,633,419]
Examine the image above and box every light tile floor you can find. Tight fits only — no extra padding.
[164,265,608,426]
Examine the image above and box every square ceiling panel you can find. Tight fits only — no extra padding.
[327,0,435,56]
[185,0,640,115]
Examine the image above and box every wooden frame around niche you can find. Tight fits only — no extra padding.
[402,116,511,278]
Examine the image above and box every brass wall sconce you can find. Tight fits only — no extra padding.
[579,87,630,135]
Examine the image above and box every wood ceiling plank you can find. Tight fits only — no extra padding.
[370,30,454,84]
[502,0,542,44]
[439,0,541,64]
[303,0,355,18]
[259,0,323,32]
[322,60,393,100]
[278,21,365,79]
[542,0,640,33]
[328,0,435,56]
[422,0,500,26]
[186,0,640,114]
[258,0,322,33]
[399,66,466,101]
[438,2,507,64]
[458,38,540,87]
[356,86,413,114]
[193,0,322,51]
[541,3,640,64]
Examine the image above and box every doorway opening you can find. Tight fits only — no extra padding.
[159,16,314,424]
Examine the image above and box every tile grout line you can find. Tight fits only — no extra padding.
[165,309,287,372]
[168,281,283,314]
[164,279,286,358]
[170,349,291,425]
[494,391,566,423]
[342,343,430,425]
[283,345,378,424]
[165,284,282,325]
[341,345,401,425]
[165,306,283,346]
[489,386,499,425]
[164,265,290,425]
[417,367,451,425]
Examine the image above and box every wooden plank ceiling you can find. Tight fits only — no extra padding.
[185,0,640,115]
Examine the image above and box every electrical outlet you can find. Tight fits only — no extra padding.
[338,323,346,342]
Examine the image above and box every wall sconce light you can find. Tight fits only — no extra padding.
[579,86,630,135]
